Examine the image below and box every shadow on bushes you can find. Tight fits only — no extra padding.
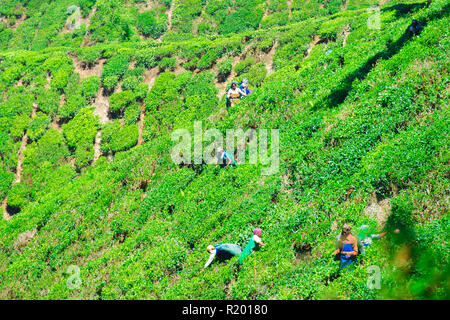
[318,3,450,109]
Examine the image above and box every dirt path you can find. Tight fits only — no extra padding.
[92,90,109,124]
[342,0,348,11]
[363,192,391,227]
[214,43,255,98]
[173,63,187,75]
[137,104,146,145]
[167,0,175,31]
[192,6,206,35]
[10,14,27,31]
[138,67,160,145]
[51,95,65,133]
[73,57,105,80]
[44,74,51,89]
[93,131,102,162]
[15,103,37,184]
[2,198,10,220]
[51,117,62,132]
[341,24,351,47]
[143,67,160,90]
[137,1,157,13]
[87,58,108,125]
[215,55,240,98]
[92,85,110,163]
[264,40,278,76]
[305,35,322,59]
[287,0,293,20]
[80,8,96,47]
[4,102,38,219]
[262,0,270,23]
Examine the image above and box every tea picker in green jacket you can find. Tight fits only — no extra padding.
[238,228,266,264]
[216,147,237,168]
[204,243,243,269]
[356,225,388,255]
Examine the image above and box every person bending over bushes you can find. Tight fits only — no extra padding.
[203,244,243,269]
[216,147,237,168]
[239,228,266,265]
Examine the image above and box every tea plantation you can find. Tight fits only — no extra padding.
[0,0,448,299]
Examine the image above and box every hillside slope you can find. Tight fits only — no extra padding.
[0,0,449,299]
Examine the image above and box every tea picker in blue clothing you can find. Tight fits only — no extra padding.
[240,78,253,96]
[203,243,242,269]
[216,147,237,168]
[332,224,358,270]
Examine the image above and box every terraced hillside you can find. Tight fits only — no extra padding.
[0,0,449,299]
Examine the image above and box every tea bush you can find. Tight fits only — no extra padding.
[234,57,256,75]
[81,76,101,100]
[34,129,70,165]
[217,57,233,79]
[158,57,177,71]
[27,112,51,141]
[37,89,60,117]
[101,120,139,153]
[62,107,98,150]
[124,103,141,125]
[109,91,137,112]
[138,10,168,39]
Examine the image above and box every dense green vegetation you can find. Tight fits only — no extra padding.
[0,0,448,300]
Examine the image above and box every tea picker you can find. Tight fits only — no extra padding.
[406,19,423,36]
[238,228,266,265]
[216,147,237,168]
[332,224,358,270]
[226,81,246,107]
[240,78,253,95]
[204,243,243,269]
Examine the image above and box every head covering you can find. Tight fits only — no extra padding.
[242,78,249,86]
[207,245,215,253]
[342,223,352,232]
[253,228,262,236]
[231,81,238,87]
[216,147,224,153]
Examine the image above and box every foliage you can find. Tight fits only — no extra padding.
[81,76,101,100]
[62,107,99,150]
[27,112,51,141]
[0,0,448,301]
[101,120,139,153]
[234,57,256,76]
